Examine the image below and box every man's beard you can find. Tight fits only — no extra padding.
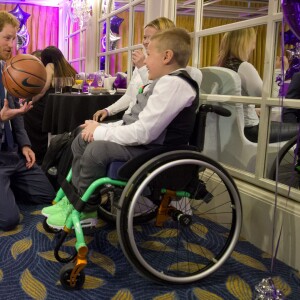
[4,52,12,61]
[0,50,12,61]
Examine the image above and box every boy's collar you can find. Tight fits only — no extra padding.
[169,68,187,75]
[150,68,188,83]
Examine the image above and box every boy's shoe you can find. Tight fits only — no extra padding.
[46,209,98,230]
[41,197,71,217]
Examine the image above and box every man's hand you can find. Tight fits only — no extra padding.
[22,146,35,169]
[132,49,145,69]
[0,99,33,121]
[81,120,100,142]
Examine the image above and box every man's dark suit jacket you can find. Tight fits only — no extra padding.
[282,72,300,123]
[0,92,32,151]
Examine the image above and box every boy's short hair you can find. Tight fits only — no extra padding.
[0,11,19,32]
[150,27,192,67]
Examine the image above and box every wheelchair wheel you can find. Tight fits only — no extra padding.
[59,262,85,290]
[98,185,157,224]
[271,135,300,189]
[117,150,242,284]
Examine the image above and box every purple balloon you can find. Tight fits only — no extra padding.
[9,4,31,30]
[110,16,124,34]
[284,30,300,45]
[282,0,300,40]
[103,16,124,35]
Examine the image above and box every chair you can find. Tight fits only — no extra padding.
[200,66,285,174]
[186,66,203,89]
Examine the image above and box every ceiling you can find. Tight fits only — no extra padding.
[2,0,271,19]
[112,0,270,19]
[177,0,270,19]
[2,0,60,7]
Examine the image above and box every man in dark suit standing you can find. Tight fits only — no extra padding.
[0,11,55,231]
[282,72,300,123]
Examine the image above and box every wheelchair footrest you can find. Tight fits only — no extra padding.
[79,217,98,228]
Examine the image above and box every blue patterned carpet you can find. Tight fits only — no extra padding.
[0,203,299,300]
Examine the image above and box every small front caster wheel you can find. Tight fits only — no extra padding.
[59,262,85,290]
[42,217,61,234]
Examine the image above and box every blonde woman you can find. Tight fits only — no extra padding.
[217,28,298,143]
[93,17,176,122]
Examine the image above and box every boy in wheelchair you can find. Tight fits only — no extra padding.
[42,27,201,228]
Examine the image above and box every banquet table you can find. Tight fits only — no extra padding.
[42,92,124,134]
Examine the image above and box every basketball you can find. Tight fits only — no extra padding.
[2,54,47,98]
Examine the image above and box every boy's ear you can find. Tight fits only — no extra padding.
[163,49,174,64]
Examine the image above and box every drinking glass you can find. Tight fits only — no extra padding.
[75,74,84,94]
[96,70,105,88]
[86,73,95,95]
[54,77,64,94]
[65,77,74,93]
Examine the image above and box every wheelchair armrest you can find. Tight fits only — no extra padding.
[118,145,197,180]
[199,104,231,117]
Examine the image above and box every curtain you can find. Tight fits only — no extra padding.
[118,11,144,73]
[0,4,59,55]
[197,18,266,78]
[176,14,266,78]
[105,9,267,77]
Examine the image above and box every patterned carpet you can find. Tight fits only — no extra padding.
[0,202,300,300]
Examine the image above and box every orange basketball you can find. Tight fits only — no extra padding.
[2,54,47,98]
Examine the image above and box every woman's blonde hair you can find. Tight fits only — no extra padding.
[216,27,256,66]
[145,17,175,31]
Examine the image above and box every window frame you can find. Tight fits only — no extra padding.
[60,0,300,202]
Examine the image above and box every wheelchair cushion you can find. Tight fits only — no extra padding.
[117,145,197,180]
[107,161,126,179]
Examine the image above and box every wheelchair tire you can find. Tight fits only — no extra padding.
[271,135,300,189]
[59,262,85,290]
[117,150,242,284]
